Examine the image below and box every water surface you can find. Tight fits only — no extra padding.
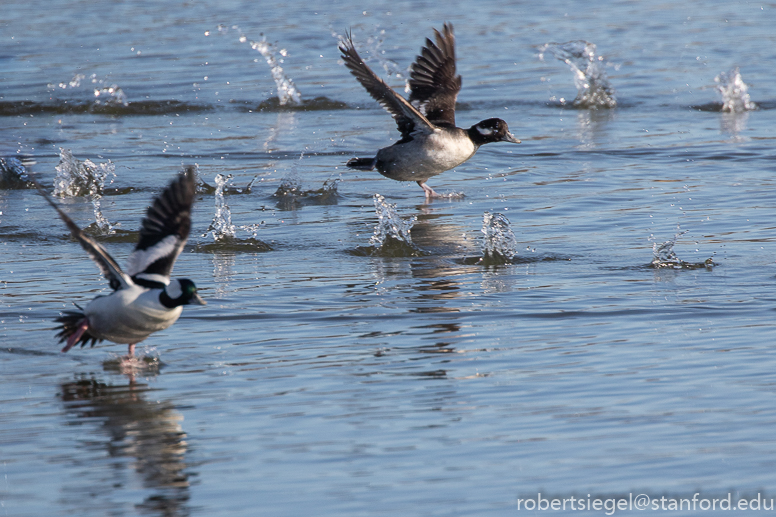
[3,1,776,515]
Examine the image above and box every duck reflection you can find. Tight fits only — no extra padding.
[59,375,190,516]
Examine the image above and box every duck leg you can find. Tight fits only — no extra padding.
[127,343,135,357]
[418,181,441,200]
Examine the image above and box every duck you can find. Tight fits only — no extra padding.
[36,165,205,358]
[339,23,521,199]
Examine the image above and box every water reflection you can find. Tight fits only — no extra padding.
[720,111,750,141]
[59,375,191,516]
[211,251,236,299]
[575,109,615,148]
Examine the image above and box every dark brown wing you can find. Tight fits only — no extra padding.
[339,31,436,139]
[408,23,461,127]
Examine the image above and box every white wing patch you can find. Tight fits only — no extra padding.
[125,234,180,277]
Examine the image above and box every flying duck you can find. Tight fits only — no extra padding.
[37,166,205,358]
[339,23,521,199]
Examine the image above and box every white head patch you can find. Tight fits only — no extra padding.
[477,126,494,136]
[165,278,182,299]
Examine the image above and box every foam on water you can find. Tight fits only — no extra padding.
[480,212,517,265]
[715,67,756,112]
[538,40,616,109]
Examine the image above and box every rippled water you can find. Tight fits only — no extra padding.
[3,1,776,516]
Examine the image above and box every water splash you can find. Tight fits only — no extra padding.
[538,41,616,109]
[331,27,407,82]
[53,148,118,235]
[273,170,340,210]
[0,157,33,189]
[274,170,303,198]
[93,84,128,107]
[246,35,302,106]
[715,67,756,112]
[203,174,236,241]
[651,227,713,269]
[480,212,517,265]
[89,195,119,235]
[198,173,271,252]
[357,194,423,257]
[369,194,416,247]
[53,148,115,197]
[49,73,129,107]
[52,73,86,90]
[651,229,686,268]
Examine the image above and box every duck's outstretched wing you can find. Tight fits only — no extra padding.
[408,23,461,127]
[339,32,436,139]
[125,165,196,286]
[35,182,132,291]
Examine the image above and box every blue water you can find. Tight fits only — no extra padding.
[3,1,776,515]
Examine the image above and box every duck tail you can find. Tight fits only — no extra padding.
[55,310,100,352]
[346,157,377,171]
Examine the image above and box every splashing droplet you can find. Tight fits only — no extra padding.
[715,67,756,112]
[53,148,119,234]
[248,36,302,106]
[204,174,236,241]
[538,40,616,109]
[651,226,713,269]
[53,148,115,197]
[480,212,517,264]
[369,194,416,248]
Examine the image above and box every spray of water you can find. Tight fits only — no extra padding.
[331,27,407,83]
[366,194,419,256]
[53,148,115,197]
[715,67,756,112]
[204,174,236,241]
[49,73,128,107]
[246,36,302,106]
[93,85,128,107]
[538,41,616,109]
[53,148,118,235]
[651,227,713,269]
[481,212,517,264]
[197,172,270,251]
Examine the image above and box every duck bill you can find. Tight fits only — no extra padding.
[191,292,207,306]
[502,132,521,144]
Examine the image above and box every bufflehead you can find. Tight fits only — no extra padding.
[37,166,205,357]
[339,23,521,199]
